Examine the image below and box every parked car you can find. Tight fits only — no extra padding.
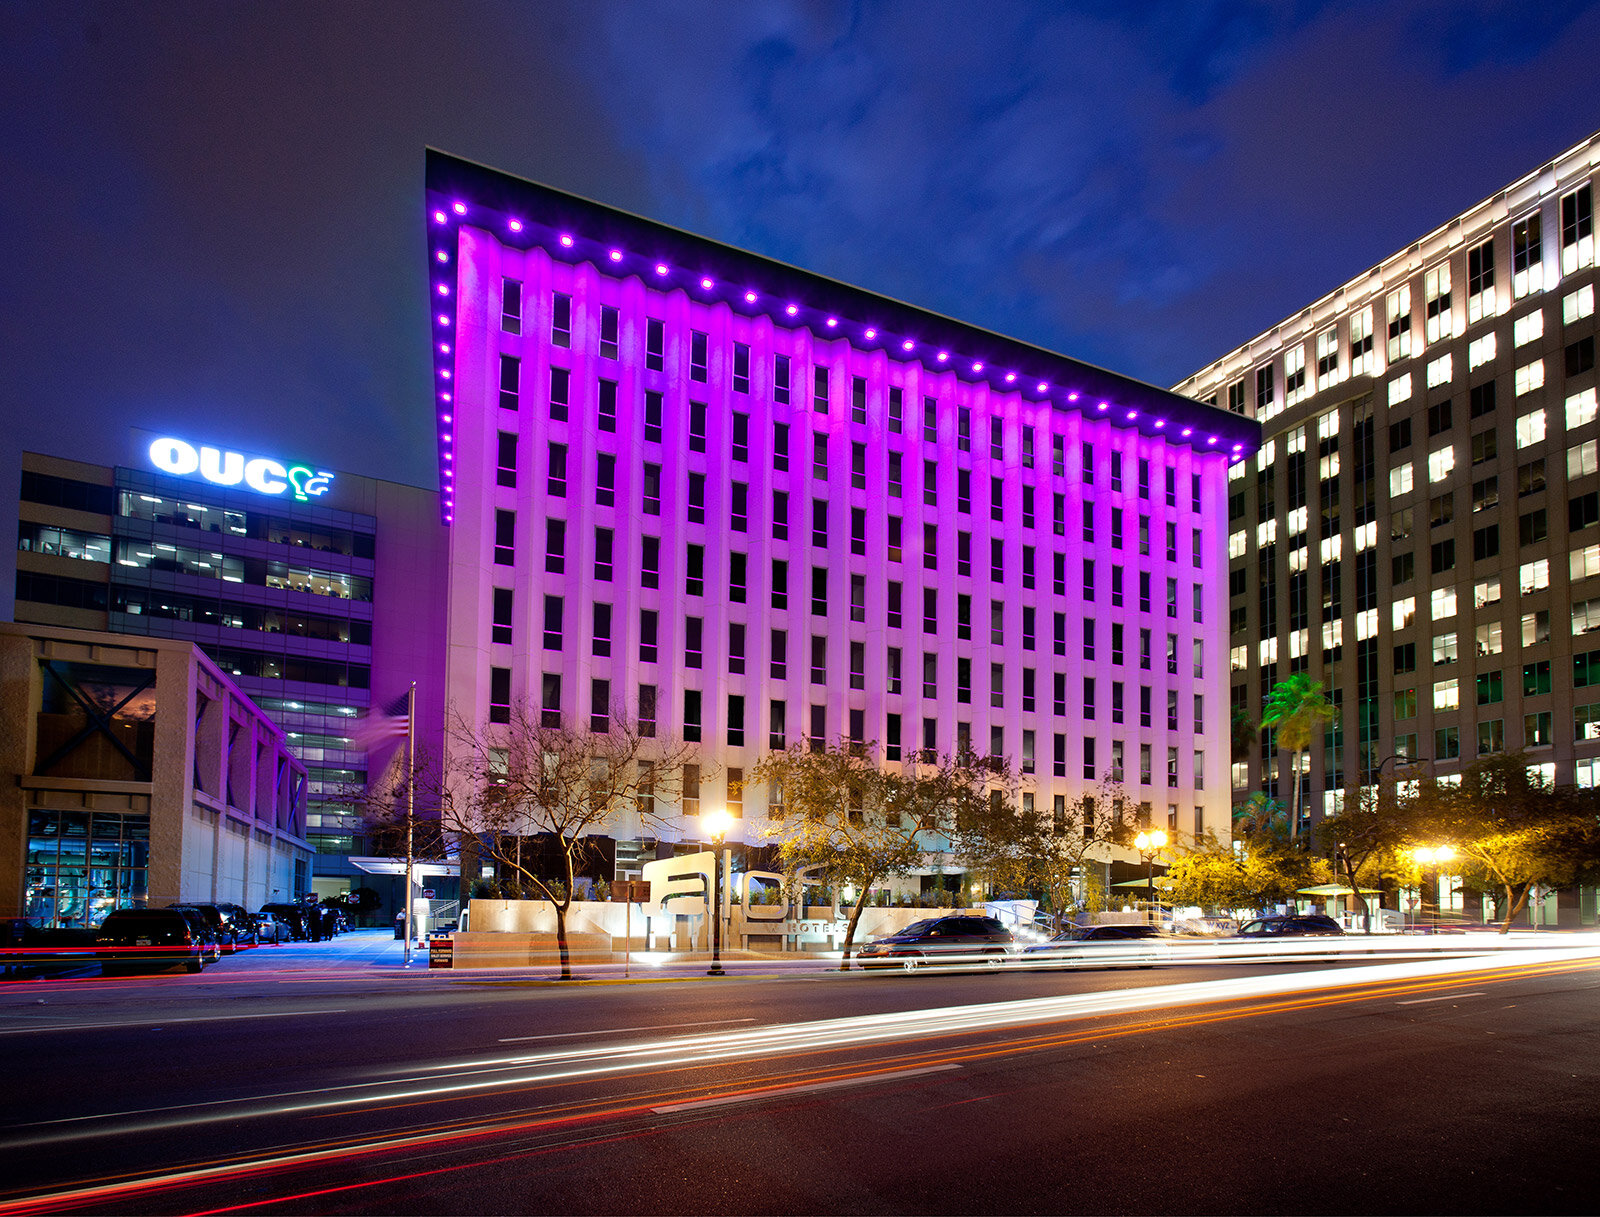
[254,912,291,944]
[1022,923,1176,968]
[1236,914,1345,937]
[216,903,258,948]
[855,915,1015,971]
[167,904,228,958]
[96,909,210,974]
[260,902,309,940]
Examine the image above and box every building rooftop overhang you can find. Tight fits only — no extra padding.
[424,148,1261,524]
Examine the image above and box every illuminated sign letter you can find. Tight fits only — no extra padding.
[199,446,244,486]
[149,437,200,476]
[244,458,288,496]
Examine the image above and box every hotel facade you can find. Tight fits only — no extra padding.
[1176,131,1598,916]
[425,150,1257,879]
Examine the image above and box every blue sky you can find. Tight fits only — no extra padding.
[2,0,1599,495]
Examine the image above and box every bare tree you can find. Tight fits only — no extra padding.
[407,700,701,979]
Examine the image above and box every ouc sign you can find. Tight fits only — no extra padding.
[148,437,334,502]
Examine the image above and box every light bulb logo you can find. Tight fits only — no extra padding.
[286,466,334,501]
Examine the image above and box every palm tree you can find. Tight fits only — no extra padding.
[1260,674,1336,841]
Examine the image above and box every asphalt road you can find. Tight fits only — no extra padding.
[2,934,1598,1215]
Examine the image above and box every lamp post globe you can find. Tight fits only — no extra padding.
[702,809,732,976]
[1134,830,1169,917]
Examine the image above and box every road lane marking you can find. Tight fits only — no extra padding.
[499,1017,756,1043]
[0,1009,347,1035]
[651,1063,959,1114]
[1396,991,1486,1005]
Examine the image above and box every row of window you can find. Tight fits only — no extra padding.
[499,286,1206,476]
[485,670,1209,787]
[1205,186,1594,418]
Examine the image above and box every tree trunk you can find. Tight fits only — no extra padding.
[1342,856,1370,933]
[1499,880,1531,936]
[838,876,875,971]
[1287,752,1300,840]
[554,843,576,979]
[554,899,572,978]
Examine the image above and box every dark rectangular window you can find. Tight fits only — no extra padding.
[595,453,615,507]
[642,462,661,515]
[491,587,513,645]
[541,673,562,728]
[594,527,613,581]
[812,499,828,548]
[888,386,903,433]
[599,305,619,360]
[774,354,791,404]
[592,602,611,657]
[690,401,707,453]
[852,375,867,425]
[727,695,745,747]
[490,667,511,724]
[638,685,656,738]
[644,390,662,443]
[684,690,702,742]
[598,378,617,432]
[733,342,750,393]
[773,421,790,471]
[729,551,747,602]
[639,609,658,663]
[690,330,708,382]
[542,594,563,650]
[685,617,703,669]
[772,559,788,610]
[688,472,706,524]
[501,278,522,334]
[813,366,830,413]
[732,412,749,462]
[493,509,515,565]
[548,443,567,497]
[591,679,610,733]
[551,292,571,347]
[686,543,705,596]
[499,354,520,411]
[545,519,565,574]
[496,431,517,488]
[646,317,664,371]
[641,536,660,589]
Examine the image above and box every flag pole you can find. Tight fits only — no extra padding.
[403,681,417,966]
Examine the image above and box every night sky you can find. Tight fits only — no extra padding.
[4,1,1599,523]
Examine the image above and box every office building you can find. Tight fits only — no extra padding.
[1175,131,1598,886]
[0,621,311,924]
[424,149,1257,882]
[13,437,448,909]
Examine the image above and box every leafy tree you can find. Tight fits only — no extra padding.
[981,776,1137,931]
[752,742,1003,967]
[1400,752,1600,934]
[1313,783,1412,932]
[1260,675,1336,840]
[385,701,700,979]
[1165,827,1326,915]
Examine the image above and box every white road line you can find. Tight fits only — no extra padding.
[1396,991,1486,1005]
[0,1009,348,1035]
[500,1017,756,1042]
[651,1064,960,1114]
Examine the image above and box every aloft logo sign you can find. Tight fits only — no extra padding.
[148,438,334,502]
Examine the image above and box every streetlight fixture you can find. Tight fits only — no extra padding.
[1134,829,1168,919]
[1413,844,1456,932]
[702,808,732,976]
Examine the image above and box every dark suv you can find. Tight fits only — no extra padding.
[1237,914,1345,937]
[96,909,211,974]
[856,915,1015,971]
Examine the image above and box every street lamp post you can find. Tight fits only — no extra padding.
[1134,829,1168,921]
[1413,845,1456,932]
[702,808,732,976]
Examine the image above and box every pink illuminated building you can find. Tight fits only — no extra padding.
[425,150,1258,883]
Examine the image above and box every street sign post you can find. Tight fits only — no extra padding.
[611,880,651,977]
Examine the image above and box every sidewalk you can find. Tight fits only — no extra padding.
[213,929,844,980]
